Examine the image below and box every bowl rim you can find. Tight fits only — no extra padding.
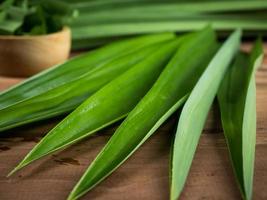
[0,26,70,40]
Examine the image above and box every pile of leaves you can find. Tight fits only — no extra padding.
[0,0,77,35]
[0,27,264,200]
[64,0,267,49]
[1,0,266,51]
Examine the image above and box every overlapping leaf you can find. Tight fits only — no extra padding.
[0,33,173,108]
[71,20,267,41]
[0,5,264,197]
[0,0,28,34]
[0,33,174,131]
[170,29,241,200]
[66,0,267,49]
[71,0,267,13]
[9,36,182,175]
[3,0,266,49]
[218,39,263,200]
[67,27,218,200]
[0,0,77,35]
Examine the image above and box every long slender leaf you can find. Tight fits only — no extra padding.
[170,29,241,200]
[0,33,174,131]
[73,1,267,13]
[66,0,267,48]
[68,96,188,200]
[218,39,264,199]
[9,36,183,175]
[71,20,267,40]
[72,12,267,27]
[67,26,219,200]
[0,33,173,109]
[71,37,126,50]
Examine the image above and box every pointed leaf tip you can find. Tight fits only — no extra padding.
[170,29,241,200]
[68,27,219,200]
[7,160,28,177]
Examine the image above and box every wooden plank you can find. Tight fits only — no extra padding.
[0,46,266,200]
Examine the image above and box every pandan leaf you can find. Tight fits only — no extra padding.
[218,39,264,199]
[72,0,267,13]
[73,12,267,27]
[0,33,174,131]
[170,29,241,200]
[25,6,47,35]
[67,26,218,200]
[67,0,267,48]
[0,40,169,131]
[71,20,267,40]
[9,36,182,175]
[0,0,14,11]
[0,0,29,34]
[0,19,22,34]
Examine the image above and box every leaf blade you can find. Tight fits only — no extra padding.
[0,33,175,131]
[9,37,181,175]
[0,33,174,109]
[67,26,219,200]
[218,39,264,199]
[170,29,241,200]
[71,20,267,40]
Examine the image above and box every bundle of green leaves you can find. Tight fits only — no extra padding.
[0,27,264,200]
[64,0,267,49]
[0,0,77,35]
[1,0,266,50]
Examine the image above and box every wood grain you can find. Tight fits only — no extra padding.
[0,45,266,200]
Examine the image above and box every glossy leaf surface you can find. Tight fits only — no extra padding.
[171,29,241,200]
[0,33,174,131]
[9,37,181,175]
[68,27,218,200]
[218,39,263,200]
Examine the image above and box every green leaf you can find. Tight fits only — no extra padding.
[0,33,174,131]
[0,19,22,34]
[38,0,77,17]
[9,36,182,176]
[0,0,77,35]
[67,26,218,200]
[69,96,188,200]
[35,0,78,34]
[68,0,267,47]
[71,37,126,50]
[24,5,47,35]
[0,33,173,109]
[71,20,267,40]
[6,5,30,21]
[170,29,241,200]
[72,11,267,27]
[72,5,248,27]
[61,0,267,49]
[0,0,30,35]
[0,0,14,11]
[218,39,264,199]
[73,0,267,13]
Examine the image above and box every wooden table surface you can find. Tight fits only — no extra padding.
[0,44,266,200]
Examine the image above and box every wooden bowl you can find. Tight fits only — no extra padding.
[0,27,71,77]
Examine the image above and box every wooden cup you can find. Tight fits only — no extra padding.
[0,27,71,77]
